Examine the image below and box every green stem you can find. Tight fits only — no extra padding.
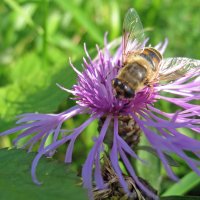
[42,0,49,68]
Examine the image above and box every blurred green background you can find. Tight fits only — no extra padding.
[0,0,200,198]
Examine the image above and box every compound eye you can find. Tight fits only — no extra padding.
[124,86,135,98]
[112,78,121,87]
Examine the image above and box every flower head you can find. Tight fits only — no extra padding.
[1,34,200,199]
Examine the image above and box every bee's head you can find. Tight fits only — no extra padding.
[112,78,135,99]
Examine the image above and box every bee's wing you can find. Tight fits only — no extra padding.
[159,57,200,82]
[122,8,145,61]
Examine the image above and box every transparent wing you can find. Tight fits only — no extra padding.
[159,57,200,82]
[122,8,145,58]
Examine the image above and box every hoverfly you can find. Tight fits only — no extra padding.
[112,8,200,99]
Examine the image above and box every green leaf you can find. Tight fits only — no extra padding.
[161,196,200,200]
[0,148,88,200]
[137,146,180,167]
[0,44,99,130]
[0,49,77,131]
[162,171,200,196]
[135,135,161,191]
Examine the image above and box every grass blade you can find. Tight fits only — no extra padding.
[162,171,200,196]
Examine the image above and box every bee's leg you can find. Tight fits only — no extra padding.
[149,84,155,94]
[145,82,155,101]
[143,80,156,110]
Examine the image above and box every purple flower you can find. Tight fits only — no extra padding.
[1,34,200,199]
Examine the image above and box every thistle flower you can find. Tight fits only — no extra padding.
[1,34,200,200]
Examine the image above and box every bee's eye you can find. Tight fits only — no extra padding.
[112,78,121,87]
[124,86,135,98]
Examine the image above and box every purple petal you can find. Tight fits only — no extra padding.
[31,135,72,184]
[65,115,98,163]
[110,116,129,194]
[119,148,158,200]
[82,115,112,190]
[94,149,104,189]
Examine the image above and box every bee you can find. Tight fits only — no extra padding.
[112,8,200,99]
[112,8,162,99]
